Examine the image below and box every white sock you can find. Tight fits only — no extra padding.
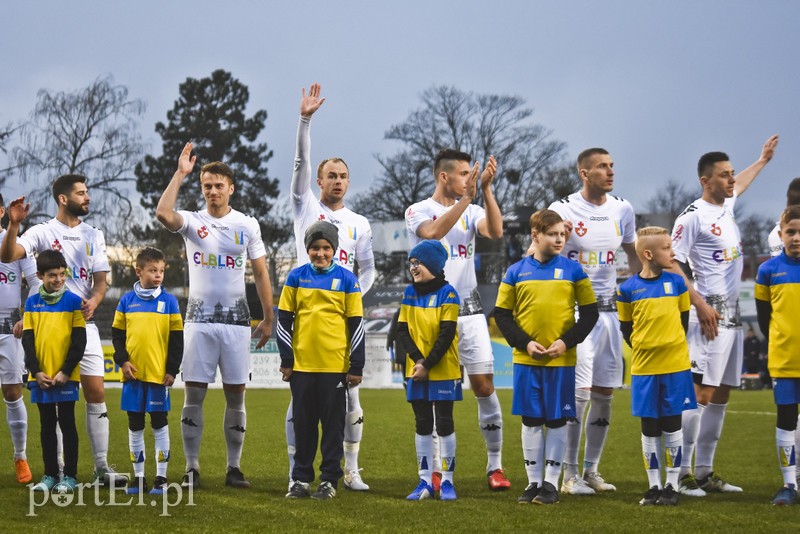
[521,424,544,485]
[477,392,503,472]
[777,427,796,487]
[285,400,295,480]
[695,402,726,480]
[56,416,64,473]
[642,434,661,488]
[128,429,145,477]
[680,404,704,477]
[344,386,364,471]
[440,432,456,484]
[664,430,683,488]
[432,431,442,472]
[583,392,612,474]
[544,425,566,488]
[415,433,434,484]
[181,387,206,471]
[5,398,27,460]
[564,389,590,479]
[86,402,110,470]
[223,390,246,469]
[154,425,170,478]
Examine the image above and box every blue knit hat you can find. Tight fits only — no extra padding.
[409,240,448,276]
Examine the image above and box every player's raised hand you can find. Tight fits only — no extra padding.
[300,83,325,117]
[480,156,497,189]
[562,220,574,242]
[760,134,779,163]
[464,162,480,200]
[6,197,30,225]
[177,142,196,177]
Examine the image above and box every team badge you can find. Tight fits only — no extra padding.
[157,301,166,313]
[318,214,326,221]
[575,221,587,237]
[331,279,341,291]
[197,226,209,239]
[51,239,63,252]
[710,224,722,236]
[553,268,563,280]
[672,224,684,242]
[663,282,673,294]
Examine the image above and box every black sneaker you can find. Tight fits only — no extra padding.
[656,483,678,506]
[532,481,559,505]
[311,481,336,500]
[225,467,251,489]
[126,476,148,495]
[285,480,311,498]
[181,468,200,489]
[149,476,168,495]
[639,485,661,506]
[517,482,540,504]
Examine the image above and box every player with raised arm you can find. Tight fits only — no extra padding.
[1,176,125,487]
[547,148,641,495]
[405,148,511,491]
[0,193,38,484]
[156,144,274,489]
[669,135,779,496]
[286,83,375,491]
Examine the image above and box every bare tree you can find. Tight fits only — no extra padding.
[644,179,699,222]
[739,211,775,276]
[12,76,146,239]
[353,86,571,221]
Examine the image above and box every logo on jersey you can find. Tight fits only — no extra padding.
[85,242,94,256]
[338,250,354,265]
[672,224,684,243]
[347,226,357,240]
[66,266,92,281]
[0,271,17,284]
[663,282,673,295]
[553,268,563,280]
[575,221,587,237]
[51,239,63,252]
[460,215,468,231]
[567,250,616,267]
[192,252,244,269]
[428,295,438,307]
[711,245,742,263]
[710,224,722,236]
[197,226,209,239]
[614,219,622,237]
[331,279,341,291]
[157,301,166,313]
[318,214,326,221]
[233,230,244,245]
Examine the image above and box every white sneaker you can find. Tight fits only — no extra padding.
[698,472,742,493]
[561,474,595,495]
[343,469,370,491]
[584,472,616,492]
[678,473,707,497]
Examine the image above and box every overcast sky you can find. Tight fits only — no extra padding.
[3,0,799,222]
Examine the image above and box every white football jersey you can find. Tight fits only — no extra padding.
[18,218,110,301]
[405,198,486,299]
[0,230,38,330]
[176,209,266,325]
[292,188,373,273]
[671,195,743,307]
[768,221,782,257]
[548,192,636,298]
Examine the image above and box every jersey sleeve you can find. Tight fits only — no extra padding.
[292,116,313,202]
[495,266,518,311]
[676,275,691,312]
[441,286,460,321]
[768,223,782,257]
[111,296,127,330]
[671,208,699,264]
[246,217,267,261]
[344,273,364,318]
[92,228,111,273]
[754,262,772,302]
[20,253,40,293]
[620,200,637,244]
[405,203,431,238]
[17,224,46,256]
[168,295,183,331]
[175,210,193,236]
[278,271,298,313]
[616,284,632,322]
[470,204,487,237]
[572,265,596,305]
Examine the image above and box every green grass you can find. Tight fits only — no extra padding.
[0,387,795,531]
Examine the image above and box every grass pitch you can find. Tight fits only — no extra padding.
[0,387,794,532]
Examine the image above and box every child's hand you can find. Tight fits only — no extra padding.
[35,372,54,389]
[163,374,175,387]
[346,374,362,387]
[543,339,566,358]
[280,367,293,382]
[121,362,138,381]
[52,371,68,386]
[411,362,429,381]
[526,340,547,360]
